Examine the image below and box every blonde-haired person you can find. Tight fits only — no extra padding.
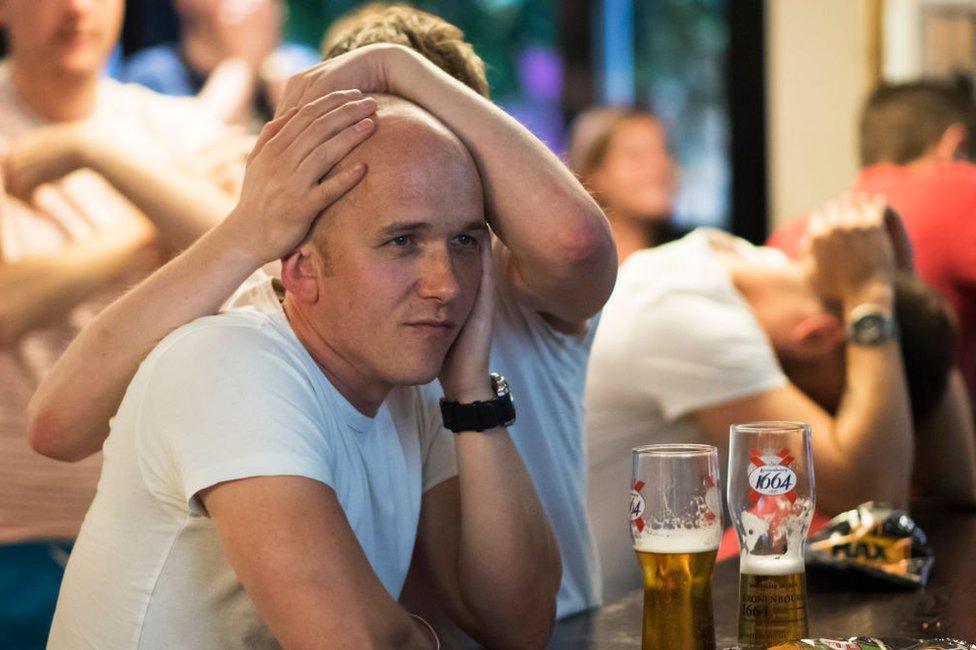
[321,2,489,99]
[568,107,684,263]
[30,2,616,628]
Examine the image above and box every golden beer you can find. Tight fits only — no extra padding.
[737,558,808,646]
[636,547,717,650]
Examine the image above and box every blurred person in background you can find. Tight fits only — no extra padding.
[769,80,976,401]
[120,0,319,126]
[29,2,616,627]
[0,0,286,642]
[568,107,684,263]
[586,194,976,602]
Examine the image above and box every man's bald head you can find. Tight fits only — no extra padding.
[283,95,488,390]
[310,95,483,264]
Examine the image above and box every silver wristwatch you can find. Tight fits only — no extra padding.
[846,303,897,345]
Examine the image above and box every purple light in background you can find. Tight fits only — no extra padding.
[519,46,563,102]
[499,46,565,153]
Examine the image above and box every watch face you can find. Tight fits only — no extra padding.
[852,312,892,344]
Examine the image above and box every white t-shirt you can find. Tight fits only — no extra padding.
[48,287,457,649]
[489,255,602,617]
[584,229,787,601]
[225,246,604,619]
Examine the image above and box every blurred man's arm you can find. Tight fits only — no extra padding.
[694,372,912,514]
[912,369,976,504]
[28,94,377,461]
[281,44,618,330]
[3,124,237,251]
[0,204,155,346]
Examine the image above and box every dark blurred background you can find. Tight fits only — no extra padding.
[116,0,766,240]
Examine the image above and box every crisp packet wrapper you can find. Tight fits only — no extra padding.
[804,502,934,587]
[759,638,976,649]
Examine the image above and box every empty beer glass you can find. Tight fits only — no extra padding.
[728,422,815,646]
[630,444,723,650]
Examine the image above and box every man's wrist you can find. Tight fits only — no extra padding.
[842,282,894,313]
[211,211,272,269]
[441,382,494,404]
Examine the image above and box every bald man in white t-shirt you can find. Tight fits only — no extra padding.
[29,34,618,624]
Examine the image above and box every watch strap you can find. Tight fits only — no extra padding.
[439,393,516,433]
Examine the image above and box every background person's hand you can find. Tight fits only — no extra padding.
[220,90,377,264]
[439,236,495,403]
[803,193,896,307]
[883,205,915,272]
[2,123,95,201]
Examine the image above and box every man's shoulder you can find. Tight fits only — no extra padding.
[97,74,226,150]
[144,310,299,379]
[608,232,731,315]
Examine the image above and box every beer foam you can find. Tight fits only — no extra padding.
[633,526,721,554]
[739,553,805,575]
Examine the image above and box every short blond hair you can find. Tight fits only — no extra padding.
[321,3,490,98]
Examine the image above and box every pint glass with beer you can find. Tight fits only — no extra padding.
[630,444,723,650]
[728,422,815,646]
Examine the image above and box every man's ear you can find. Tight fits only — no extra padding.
[935,123,969,162]
[791,312,846,359]
[279,244,321,304]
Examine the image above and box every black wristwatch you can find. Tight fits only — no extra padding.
[439,373,516,433]
[846,303,897,345]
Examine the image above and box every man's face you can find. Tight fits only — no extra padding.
[297,100,485,388]
[0,0,123,77]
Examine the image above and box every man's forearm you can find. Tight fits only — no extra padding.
[82,139,237,251]
[28,221,260,461]
[830,340,914,510]
[912,370,976,503]
[453,429,560,647]
[387,48,616,322]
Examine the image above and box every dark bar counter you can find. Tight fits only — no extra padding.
[549,503,976,648]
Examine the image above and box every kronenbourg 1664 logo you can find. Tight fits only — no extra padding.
[747,448,798,503]
[630,481,646,533]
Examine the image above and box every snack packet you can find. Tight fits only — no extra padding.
[761,638,975,649]
[804,502,934,587]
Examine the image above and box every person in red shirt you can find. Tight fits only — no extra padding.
[769,80,976,397]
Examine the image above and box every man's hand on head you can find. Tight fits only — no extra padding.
[221,90,377,265]
[803,192,896,309]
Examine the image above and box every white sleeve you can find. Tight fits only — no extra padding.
[629,290,787,421]
[416,382,458,493]
[136,320,335,515]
